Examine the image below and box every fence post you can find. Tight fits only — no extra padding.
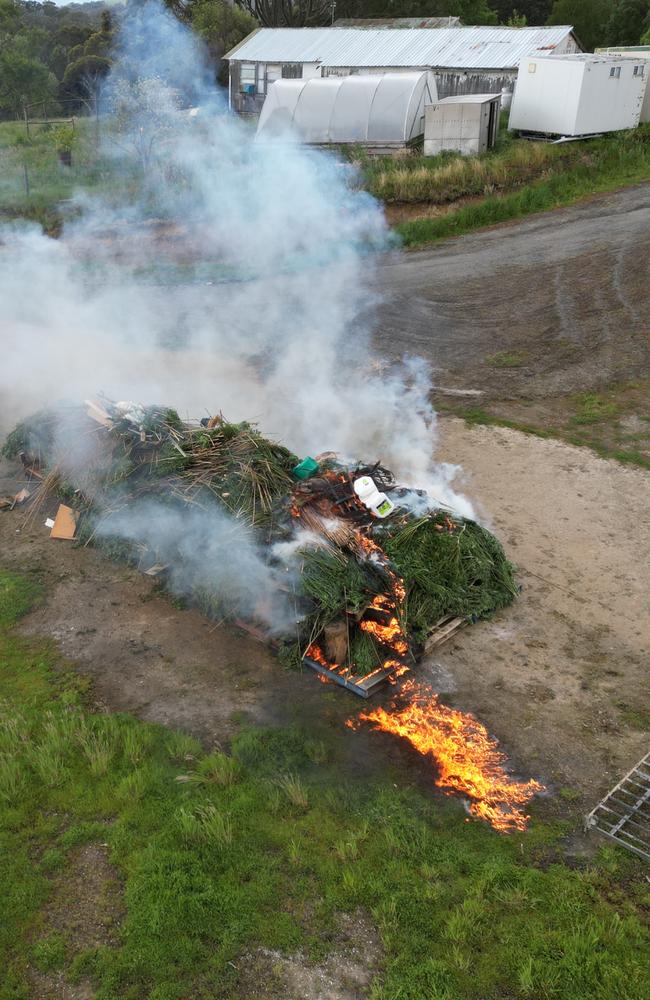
[23,105,30,139]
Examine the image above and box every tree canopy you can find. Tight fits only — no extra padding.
[547,0,610,51]
[0,0,109,117]
[0,47,57,117]
[606,0,650,46]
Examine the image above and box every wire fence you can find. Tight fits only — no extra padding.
[1,102,115,209]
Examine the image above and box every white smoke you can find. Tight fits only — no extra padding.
[0,1,473,520]
[95,501,300,635]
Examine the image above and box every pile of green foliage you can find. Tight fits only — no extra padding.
[3,403,517,674]
[384,512,518,639]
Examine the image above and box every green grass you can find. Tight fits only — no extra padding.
[486,350,529,368]
[570,392,620,426]
[447,405,650,472]
[365,135,569,204]
[615,701,650,731]
[0,119,142,234]
[387,127,650,248]
[1,567,650,999]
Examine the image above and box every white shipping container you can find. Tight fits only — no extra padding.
[508,54,647,136]
[597,48,650,122]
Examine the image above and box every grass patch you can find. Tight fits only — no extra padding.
[446,397,650,472]
[388,126,650,248]
[486,350,529,368]
[1,568,650,999]
[570,392,620,426]
[31,933,67,972]
[0,119,142,233]
[365,135,570,204]
[615,702,650,731]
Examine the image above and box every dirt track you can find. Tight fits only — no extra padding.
[373,184,650,400]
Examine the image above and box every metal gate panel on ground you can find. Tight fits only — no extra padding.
[586,751,650,861]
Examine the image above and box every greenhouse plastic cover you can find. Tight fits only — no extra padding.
[256,72,437,144]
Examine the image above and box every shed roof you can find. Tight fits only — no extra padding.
[531,52,632,61]
[332,17,461,29]
[225,26,578,71]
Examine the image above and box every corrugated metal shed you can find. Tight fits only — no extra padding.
[225,26,578,71]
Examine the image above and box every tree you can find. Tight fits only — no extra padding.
[547,0,610,51]
[0,47,57,117]
[491,0,553,22]
[106,76,181,175]
[324,0,444,14]
[507,8,527,24]
[606,0,650,45]
[192,0,257,84]
[236,1,333,26]
[61,53,111,108]
[322,0,498,23]
[458,0,498,22]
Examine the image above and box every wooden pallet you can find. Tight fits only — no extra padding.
[424,615,466,652]
[303,615,467,698]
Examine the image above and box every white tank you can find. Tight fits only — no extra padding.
[353,476,395,519]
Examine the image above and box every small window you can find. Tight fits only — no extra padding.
[634,64,645,77]
[528,62,536,74]
[282,64,302,79]
[240,63,256,83]
[609,66,621,79]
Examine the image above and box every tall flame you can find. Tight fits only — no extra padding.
[350,679,544,833]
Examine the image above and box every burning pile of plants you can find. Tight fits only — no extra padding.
[2,398,518,688]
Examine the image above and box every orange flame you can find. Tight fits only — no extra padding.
[360,596,409,655]
[293,483,410,676]
[351,679,544,833]
[305,643,330,667]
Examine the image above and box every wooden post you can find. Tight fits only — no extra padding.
[23,106,30,139]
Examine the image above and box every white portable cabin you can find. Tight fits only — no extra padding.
[424,94,501,156]
[597,47,650,122]
[508,54,648,137]
[256,72,436,150]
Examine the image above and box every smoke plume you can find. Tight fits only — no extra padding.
[96,502,300,634]
[0,3,473,528]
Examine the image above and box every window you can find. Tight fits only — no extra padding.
[634,64,645,78]
[240,63,256,84]
[528,62,536,74]
[609,66,621,79]
[282,64,302,79]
